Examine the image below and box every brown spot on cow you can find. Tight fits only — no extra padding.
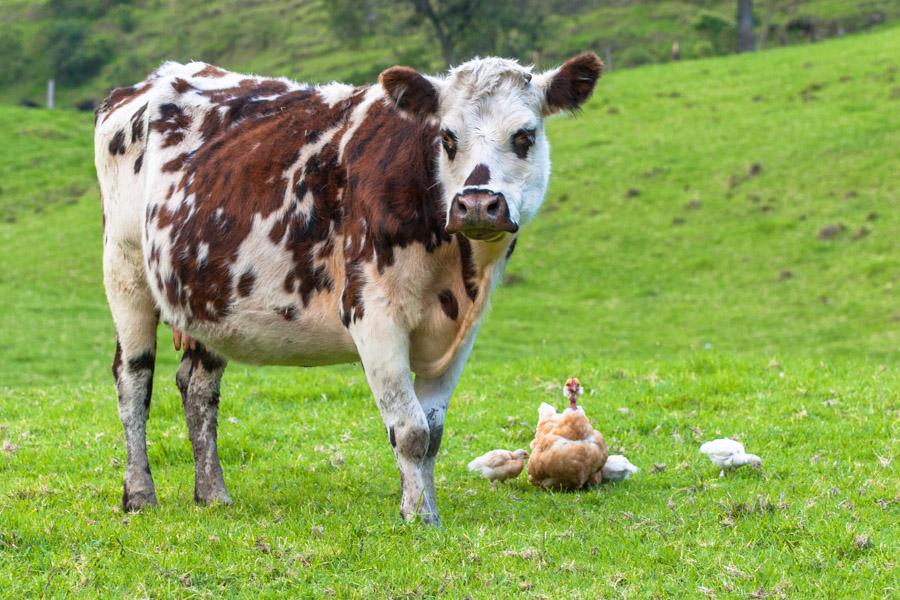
[134,151,144,174]
[193,64,227,78]
[341,265,366,327]
[130,103,147,143]
[456,235,479,301]
[112,339,123,381]
[171,78,193,94]
[151,103,192,148]
[161,152,190,173]
[236,270,255,297]
[437,289,459,320]
[505,237,517,260]
[464,164,491,187]
[275,305,298,321]
[98,82,152,123]
[108,130,126,155]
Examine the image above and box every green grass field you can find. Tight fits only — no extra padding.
[1,28,898,597]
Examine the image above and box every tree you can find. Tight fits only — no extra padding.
[326,0,546,69]
[737,0,756,52]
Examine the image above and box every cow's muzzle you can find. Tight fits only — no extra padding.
[446,189,518,240]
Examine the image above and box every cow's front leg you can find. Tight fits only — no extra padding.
[351,319,436,524]
[413,330,478,514]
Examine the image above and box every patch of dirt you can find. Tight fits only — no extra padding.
[503,273,524,287]
[852,227,871,240]
[817,223,846,240]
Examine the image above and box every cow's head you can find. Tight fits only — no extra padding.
[380,53,602,241]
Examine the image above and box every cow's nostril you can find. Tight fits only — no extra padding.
[486,199,499,217]
[456,202,468,216]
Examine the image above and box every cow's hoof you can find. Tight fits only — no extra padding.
[122,486,158,512]
[421,512,442,528]
[400,509,442,527]
[194,486,232,506]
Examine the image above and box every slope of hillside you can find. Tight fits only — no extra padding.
[0,30,897,598]
[2,0,898,107]
[0,27,897,388]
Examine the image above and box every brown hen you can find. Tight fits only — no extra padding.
[527,377,608,490]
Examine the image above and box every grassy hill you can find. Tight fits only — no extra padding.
[0,27,898,597]
[3,0,899,107]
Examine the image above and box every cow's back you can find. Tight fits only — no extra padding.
[96,62,372,365]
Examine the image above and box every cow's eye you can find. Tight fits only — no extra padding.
[511,128,536,159]
[441,130,457,160]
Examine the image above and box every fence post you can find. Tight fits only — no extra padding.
[604,46,612,71]
[47,79,55,109]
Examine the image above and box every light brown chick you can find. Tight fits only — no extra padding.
[527,379,609,490]
[467,449,529,483]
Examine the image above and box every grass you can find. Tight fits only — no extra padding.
[1,360,897,597]
[1,27,899,597]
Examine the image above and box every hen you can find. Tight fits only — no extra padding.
[467,449,528,483]
[527,377,609,490]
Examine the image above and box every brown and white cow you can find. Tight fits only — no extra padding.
[95,54,602,524]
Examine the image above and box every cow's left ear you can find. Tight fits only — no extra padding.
[535,53,603,115]
[380,66,441,116]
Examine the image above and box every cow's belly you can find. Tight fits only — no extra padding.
[167,291,359,366]
[144,196,359,365]
[201,308,358,366]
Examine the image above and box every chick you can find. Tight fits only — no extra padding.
[467,449,529,484]
[699,438,762,477]
[527,377,609,490]
[601,454,639,482]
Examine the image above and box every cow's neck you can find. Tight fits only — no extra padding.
[411,234,513,378]
[470,236,513,272]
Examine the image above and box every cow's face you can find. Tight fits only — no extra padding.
[380,54,602,241]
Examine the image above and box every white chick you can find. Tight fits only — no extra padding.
[601,454,639,482]
[699,438,762,476]
[467,449,528,484]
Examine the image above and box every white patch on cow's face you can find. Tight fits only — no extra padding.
[434,58,550,233]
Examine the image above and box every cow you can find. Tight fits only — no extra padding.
[94,53,602,525]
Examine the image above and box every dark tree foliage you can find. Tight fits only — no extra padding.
[326,0,546,68]
[43,20,115,85]
[44,0,131,20]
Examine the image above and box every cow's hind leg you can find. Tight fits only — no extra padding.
[177,345,231,504]
[106,247,159,511]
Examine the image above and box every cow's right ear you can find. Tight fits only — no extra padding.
[379,66,441,116]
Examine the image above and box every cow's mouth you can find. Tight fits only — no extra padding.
[456,229,508,242]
